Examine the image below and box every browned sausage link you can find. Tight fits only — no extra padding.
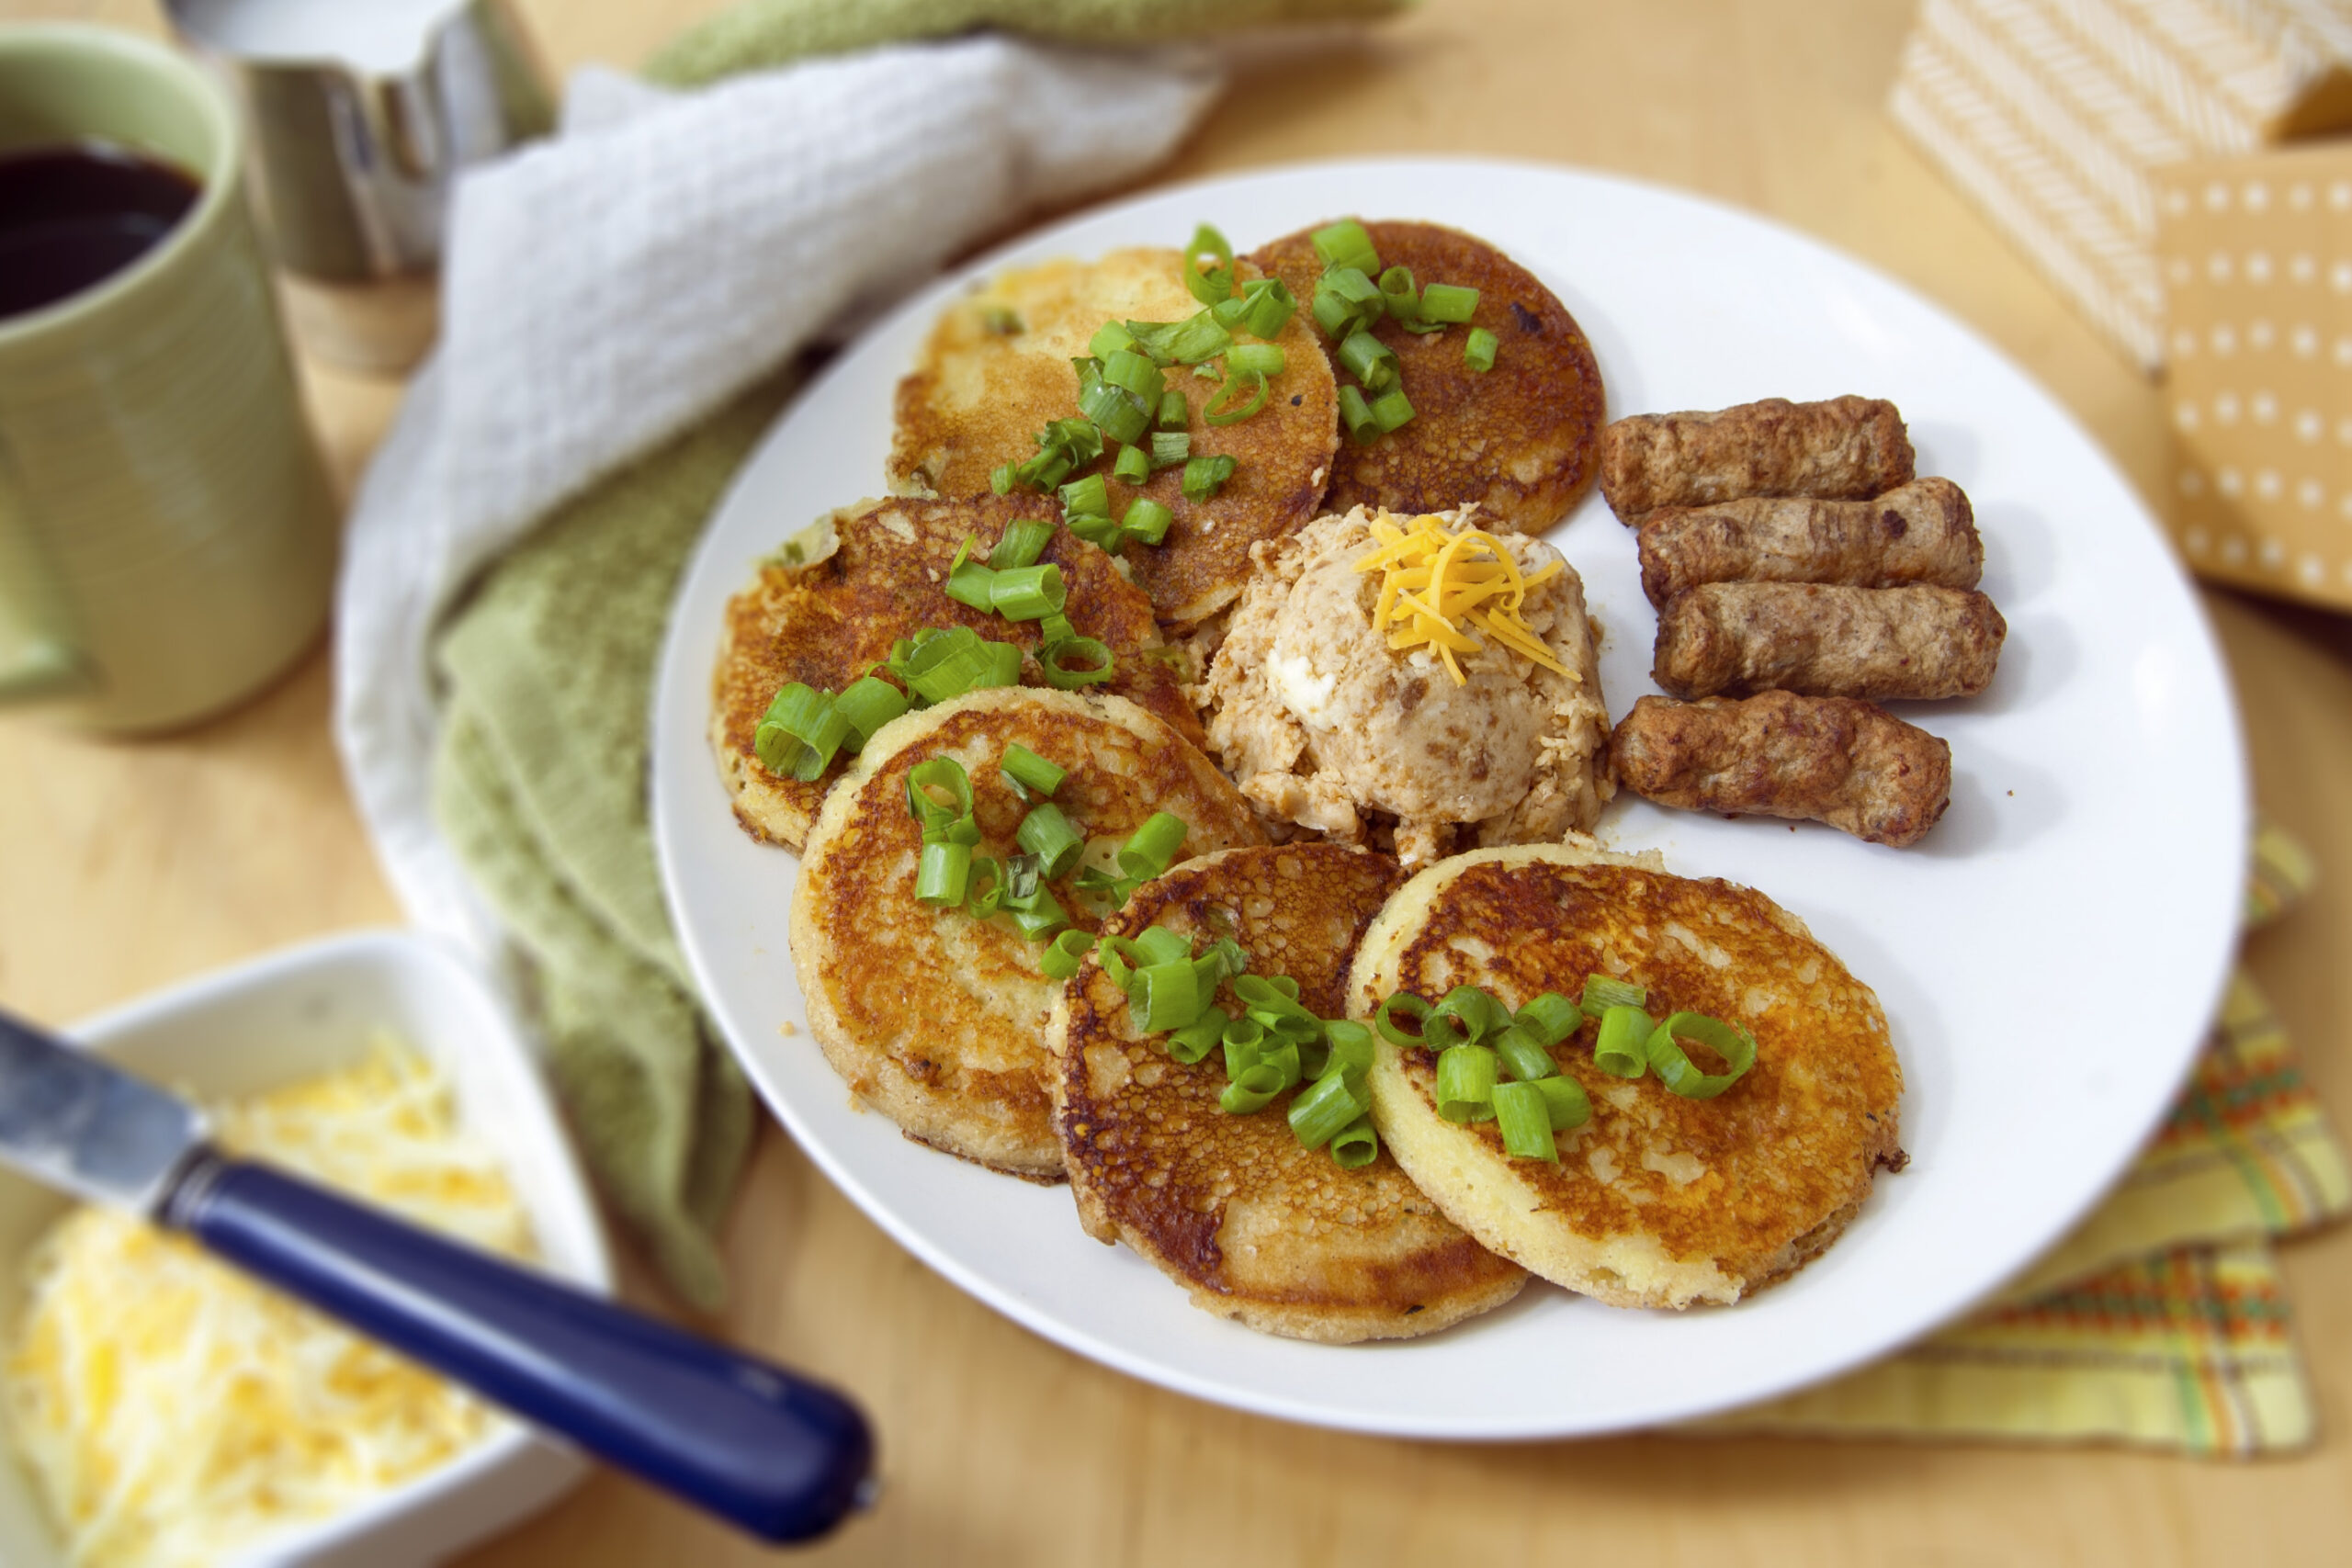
[1611,692,1952,848]
[1635,477,1981,604]
[1598,395,1916,523]
[1653,582,2006,701]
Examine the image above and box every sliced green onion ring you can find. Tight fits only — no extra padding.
[1374,992,1434,1048]
[1059,473,1110,519]
[1132,960,1204,1032]
[1337,384,1379,445]
[1434,1043,1499,1123]
[1219,1064,1284,1115]
[1015,803,1085,879]
[1370,387,1415,433]
[1181,453,1237,501]
[1149,431,1192,470]
[988,563,1066,622]
[1132,925,1192,967]
[1239,276,1297,339]
[1582,975,1648,1013]
[1532,1073,1592,1131]
[1225,343,1285,377]
[1420,282,1481,323]
[1166,1006,1227,1066]
[1039,928,1094,980]
[1431,985,1508,1043]
[999,743,1065,800]
[1183,222,1238,307]
[834,675,910,748]
[1463,326,1498,371]
[1311,218,1380,276]
[1338,332,1398,391]
[1036,635,1114,689]
[1645,1012,1758,1099]
[1089,321,1136,358]
[989,519,1055,570]
[915,840,972,906]
[1117,812,1188,881]
[1112,444,1150,484]
[1008,888,1070,941]
[1287,1070,1368,1149]
[904,756,973,836]
[1593,1005,1655,1079]
[1078,380,1149,446]
[1203,368,1270,426]
[1492,1080,1559,1160]
[964,855,1005,918]
[1513,992,1582,1048]
[1329,1115,1379,1168]
[1491,1025,1556,1084]
[1121,498,1173,546]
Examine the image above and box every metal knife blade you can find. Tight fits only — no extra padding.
[0,1010,209,1214]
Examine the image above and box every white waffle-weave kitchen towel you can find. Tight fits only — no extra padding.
[334,37,1222,962]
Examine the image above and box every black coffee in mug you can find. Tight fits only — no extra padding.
[0,140,200,321]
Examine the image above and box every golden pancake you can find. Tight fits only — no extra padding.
[888,247,1340,626]
[793,688,1267,1179]
[1048,844,1526,1341]
[1246,220,1606,533]
[1349,842,1904,1308]
[710,494,1200,852]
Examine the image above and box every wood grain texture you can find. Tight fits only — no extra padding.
[3,2,2350,1564]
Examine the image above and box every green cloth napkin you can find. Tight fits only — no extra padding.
[430,0,1399,1308]
[648,0,1413,87]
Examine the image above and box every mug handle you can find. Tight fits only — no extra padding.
[0,436,92,705]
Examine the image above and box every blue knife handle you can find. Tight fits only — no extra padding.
[167,1156,873,1544]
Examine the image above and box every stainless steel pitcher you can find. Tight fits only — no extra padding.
[165,0,554,371]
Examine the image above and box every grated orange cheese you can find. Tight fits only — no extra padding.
[3,1042,533,1568]
[1352,512,1570,685]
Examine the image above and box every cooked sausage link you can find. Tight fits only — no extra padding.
[1600,395,1915,522]
[1636,478,1980,604]
[1652,582,2005,701]
[1611,692,1951,848]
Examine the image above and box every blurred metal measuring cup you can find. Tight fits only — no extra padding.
[165,0,553,373]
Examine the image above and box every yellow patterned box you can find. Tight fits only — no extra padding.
[2156,142,2352,609]
[1891,0,2352,372]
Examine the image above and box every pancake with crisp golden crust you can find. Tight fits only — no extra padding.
[1349,842,1905,1309]
[1048,844,1526,1342]
[793,689,1267,1179]
[888,248,1340,627]
[710,494,1200,852]
[1247,220,1605,533]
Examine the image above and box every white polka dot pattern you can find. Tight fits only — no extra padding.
[2158,140,2352,611]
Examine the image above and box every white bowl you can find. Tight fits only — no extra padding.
[0,930,613,1567]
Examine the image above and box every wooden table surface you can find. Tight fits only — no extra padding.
[9,1,2352,1562]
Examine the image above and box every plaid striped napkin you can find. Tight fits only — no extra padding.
[1704,822,2346,1454]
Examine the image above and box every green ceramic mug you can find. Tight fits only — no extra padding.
[0,25,337,732]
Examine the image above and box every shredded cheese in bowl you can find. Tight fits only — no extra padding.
[2,1042,533,1568]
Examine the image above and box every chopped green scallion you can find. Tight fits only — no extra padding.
[1112,444,1151,484]
[1181,453,1238,501]
[988,518,1055,570]
[1204,369,1270,426]
[1370,386,1415,433]
[1492,1080,1559,1160]
[1464,327,1498,372]
[1582,975,1648,1012]
[1287,1070,1368,1150]
[1040,929,1095,980]
[1225,343,1285,377]
[1645,1012,1758,1100]
[1311,219,1380,276]
[1338,385,1379,445]
[1121,498,1174,546]
[1035,635,1114,688]
[1014,802,1085,879]
[1329,1116,1379,1168]
[1420,282,1481,323]
[1338,331,1399,391]
[915,840,972,906]
[988,562,1066,622]
[1000,743,1066,800]
[1593,1005,1655,1078]
[1434,1043,1499,1123]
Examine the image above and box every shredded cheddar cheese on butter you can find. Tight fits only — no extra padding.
[1351,512,1571,685]
[3,1043,533,1568]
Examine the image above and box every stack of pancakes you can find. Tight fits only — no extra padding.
[710,220,1905,1344]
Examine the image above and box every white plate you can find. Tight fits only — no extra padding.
[650,157,2245,1438]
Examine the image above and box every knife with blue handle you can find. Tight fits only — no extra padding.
[0,1009,875,1545]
